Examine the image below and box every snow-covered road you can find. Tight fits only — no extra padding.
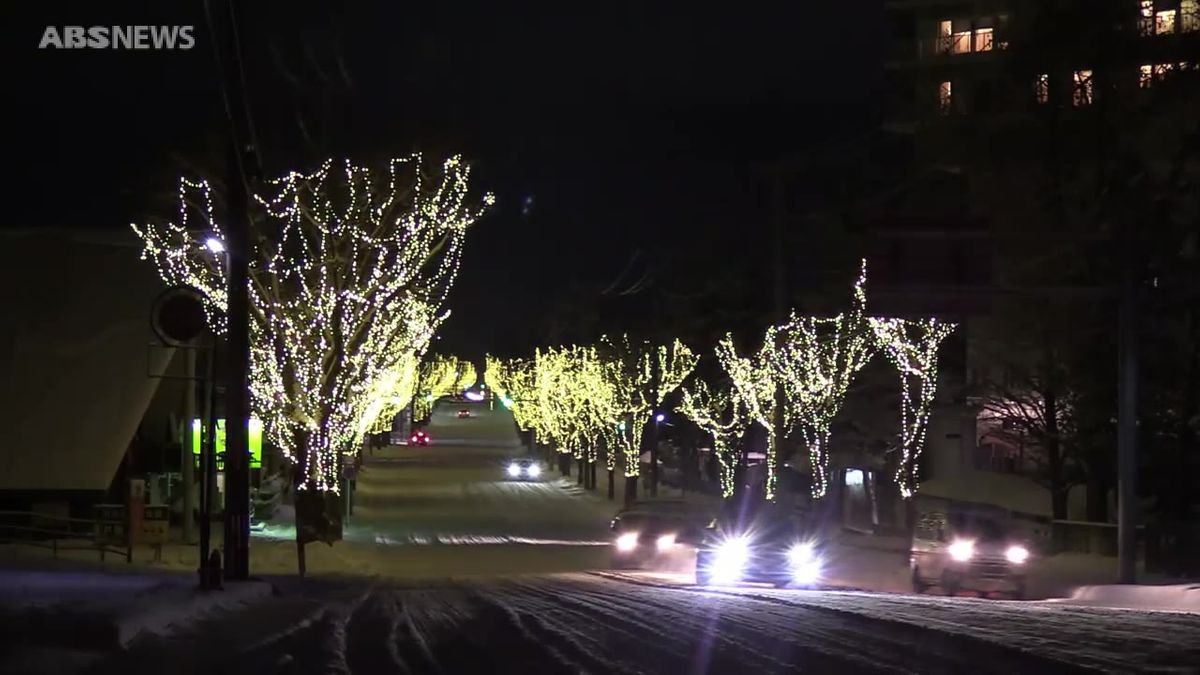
[7,402,1200,674]
[84,572,1200,674]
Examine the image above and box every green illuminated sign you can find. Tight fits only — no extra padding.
[192,418,263,468]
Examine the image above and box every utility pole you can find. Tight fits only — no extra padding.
[1117,248,1139,584]
[770,171,787,502]
[182,350,197,545]
[209,0,259,582]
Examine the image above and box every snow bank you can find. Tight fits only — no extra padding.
[0,568,273,650]
[1054,583,1200,613]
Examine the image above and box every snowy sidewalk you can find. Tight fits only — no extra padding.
[1049,582,1200,613]
[0,566,273,651]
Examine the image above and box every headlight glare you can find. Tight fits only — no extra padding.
[526,464,541,477]
[506,463,521,477]
[788,542,815,566]
[709,537,750,583]
[1006,545,1030,564]
[949,540,975,562]
[656,533,676,550]
[616,532,639,552]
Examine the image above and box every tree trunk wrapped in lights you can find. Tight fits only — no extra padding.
[769,261,876,499]
[869,317,956,498]
[599,336,697,499]
[132,155,493,500]
[715,334,778,499]
[678,378,751,498]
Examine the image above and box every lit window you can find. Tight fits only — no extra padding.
[1154,62,1175,79]
[975,27,994,52]
[1140,64,1154,88]
[1073,69,1093,106]
[1184,0,1200,32]
[1156,9,1177,34]
[1139,1,1156,35]
[1035,73,1050,103]
[939,80,953,114]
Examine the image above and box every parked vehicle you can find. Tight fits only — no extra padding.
[910,504,1030,599]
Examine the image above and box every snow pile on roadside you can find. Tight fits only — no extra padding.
[1052,583,1200,613]
[0,568,273,650]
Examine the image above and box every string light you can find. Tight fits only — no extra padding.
[869,317,956,498]
[677,378,751,497]
[715,333,779,498]
[132,155,492,492]
[768,260,875,499]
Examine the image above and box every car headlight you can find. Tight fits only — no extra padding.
[949,540,975,562]
[656,533,676,551]
[788,542,815,566]
[616,532,639,552]
[526,464,541,478]
[507,463,521,477]
[709,537,750,582]
[1006,545,1029,564]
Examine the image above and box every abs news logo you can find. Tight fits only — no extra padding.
[39,26,196,50]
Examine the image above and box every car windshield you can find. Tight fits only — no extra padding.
[953,515,1007,542]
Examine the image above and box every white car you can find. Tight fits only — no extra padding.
[505,458,542,480]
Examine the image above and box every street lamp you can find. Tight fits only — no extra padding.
[205,237,226,254]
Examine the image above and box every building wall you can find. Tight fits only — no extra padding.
[0,228,172,491]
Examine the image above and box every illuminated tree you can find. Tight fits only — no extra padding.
[599,335,697,500]
[677,377,751,497]
[770,261,876,499]
[411,354,472,422]
[132,155,493,495]
[869,317,956,498]
[715,333,779,498]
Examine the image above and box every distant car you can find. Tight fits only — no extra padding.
[458,409,471,418]
[410,429,430,446]
[505,458,542,480]
[695,504,823,588]
[610,505,709,570]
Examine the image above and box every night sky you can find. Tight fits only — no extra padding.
[5,2,883,358]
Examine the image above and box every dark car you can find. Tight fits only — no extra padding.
[458,409,471,418]
[695,505,823,588]
[610,504,709,570]
[410,429,430,446]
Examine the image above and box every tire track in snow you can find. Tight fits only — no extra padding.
[576,573,1099,674]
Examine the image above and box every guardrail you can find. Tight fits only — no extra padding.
[0,509,132,562]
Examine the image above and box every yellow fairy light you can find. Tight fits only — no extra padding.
[678,378,750,498]
[132,155,492,492]
[769,260,875,500]
[869,316,955,498]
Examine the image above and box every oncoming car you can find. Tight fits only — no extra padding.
[505,458,542,480]
[409,429,430,446]
[910,505,1030,599]
[458,408,471,418]
[695,505,823,588]
[609,504,708,570]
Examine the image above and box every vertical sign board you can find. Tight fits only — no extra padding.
[94,504,127,558]
[142,505,171,562]
[128,479,146,546]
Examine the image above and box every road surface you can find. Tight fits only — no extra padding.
[12,400,1200,674]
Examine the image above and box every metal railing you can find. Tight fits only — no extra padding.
[0,510,132,562]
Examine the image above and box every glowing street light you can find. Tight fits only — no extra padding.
[205,237,226,254]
